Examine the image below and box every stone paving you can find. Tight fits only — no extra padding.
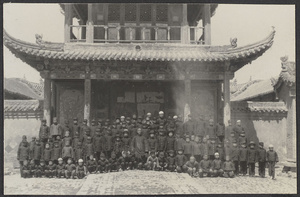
[4,170,297,195]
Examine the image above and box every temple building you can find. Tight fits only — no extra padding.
[3,3,275,136]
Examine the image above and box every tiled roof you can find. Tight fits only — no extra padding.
[231,79,274,101]
[4,100,43,112]
[3,29,275,69]
[4,78,44,100]
[231,101,287,113]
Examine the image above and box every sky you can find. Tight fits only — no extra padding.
[3,4,295,84]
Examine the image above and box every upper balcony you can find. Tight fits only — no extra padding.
[62,3,217,45]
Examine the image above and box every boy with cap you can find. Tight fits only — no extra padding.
[247,141,257,177]
[84,137,94,161]
[183,114,195,136]
[93,129,106,161]
[105,129,114,158]
[157,111,167,126]
[72,130,81,149]
[82,128,92,146]
[32,139,42,165]
[29,160,37,178]
[141,124,149,139]
[122,130,131,153]
[76,159,87,179]
[50,117,63,140]
[145,150,158,170]
[45,160,57,178]
[36,160,47,178]
[56,158,65,178]
[216,143,225,161]
[157,128,167,153]
[192,136,202,162]
[200,137,209,160]
[43,143,52,165]
[223,155,235,178]
[109,152,118,172]
[65,158,76,179]
[183,156,199,177]
[113,134,123,158]
[233,120,244,140]
[148,130,158,153]
[72,118,81,141]
[29,137,36,161]
[156,151,167,171]
[199,155,212,178]
[39,119,49,145]
[80,119,90,140]
[86,155,97,174]
[174,132,185,153]
[212,152,223,177]
[266,144,279,180]
[51,142,61,165]
[166,131,176,152]
[165,150,176,172]
[183,135,193,160]
[208,139,217,161]
[238,131,247,148]
[239,143,248,176]
[74,142,84,164]
[62,130,72,147]
[98,153,109,173]
[175,148,187,173]
[62,119,72,139]
[17,139,30,177]
[62,140,74,164]
[90,119,97,138]
[229,141,240,176]
[257,142,267,178]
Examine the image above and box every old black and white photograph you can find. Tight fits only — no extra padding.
[3,2,296,195]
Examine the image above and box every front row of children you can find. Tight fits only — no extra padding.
[19,143,279,180]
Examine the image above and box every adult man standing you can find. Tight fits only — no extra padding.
[131,128,148,169]
[183,114,196,136]
[72,118,81,140]
[233,120,245,140]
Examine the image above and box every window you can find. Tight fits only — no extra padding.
[140,4,152,22]
[156,4,168,22]
[125,4,137,21]
[108,4,120,21]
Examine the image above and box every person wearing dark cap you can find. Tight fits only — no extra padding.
[248,141,257,177]
[97,153,109,173]
[205,119,216,141]
[50,117,63,140]
[229,141,240,176]
[165,150,176,172]
[33,138,43,165]
[109,152,118,172]
[17,139,30,177]
[72,117,81,141]
[93,129,106,161]
[216,122,225,144]
[131,127,149,169]
[84,137,94,162]
[97,118,103,130]
[86,155,97,174]
[29,136,36,161]
[65,158,76,179]
[36,159,47,178]
[212,153,223,177]
[266,144,279,180]
[62,140,74,164]
[45,160,57,178]
[147,130,158,154]
[113,134,123,158]
[43,143,52,165]
[257,142,267,178]
[80,119,90,140]
[238,131,247,148]
[175,148,187,173]
[51,142,61,165]
[216,143,225,161]
[145,150,158,170]
[122,129,131,153]
[39,119,50,145]
[157,128,167,154]
[105,128,114,158]
[166,131,176,153]
[73,141,84,165]
[233,120,245,140]
[225,120,234,141]
[239,143,248,176]
[62,119,72,139]
[90,119,97,138]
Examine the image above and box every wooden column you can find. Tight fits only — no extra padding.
[51,80,56,121]
[86,3,94,43]
[64,4,73,43]
[202,4,211,45]
[223,72,231,127]
[43,73,51,126]
[184,79,191,122]
[181,4,189,44]
[84,78,91,126]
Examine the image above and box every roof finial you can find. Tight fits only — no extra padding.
[230,38,237,48]
[280,55,288,62]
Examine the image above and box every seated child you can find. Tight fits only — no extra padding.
[109,152,118,172]
[183,156,199,177]
[36,159,47,178]
[21,160,30,178]
[56,158,65,178]
[76,159,87,179]
[199,155,212,178]
[45,160,57,178]
[97,153,109,173]
[117,151,128,171]
[64,158,76,179]
[165,150,176,172]
[223,155,235,178]
[145,150,158,170]
[86,155,97,174]
[51,142,61,165]
[156,151,167,171]
[175,148,187,173]
[212,152,223,177]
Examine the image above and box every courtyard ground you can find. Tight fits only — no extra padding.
[4,169,297,195]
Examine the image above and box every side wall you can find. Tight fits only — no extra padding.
[4,118,42,170]
[231,110,287,162]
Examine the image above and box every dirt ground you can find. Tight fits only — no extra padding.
[4,169,297,195]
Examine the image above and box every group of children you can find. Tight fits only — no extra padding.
[17,111,279,179]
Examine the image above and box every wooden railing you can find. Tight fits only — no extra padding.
[69,24,204,44]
